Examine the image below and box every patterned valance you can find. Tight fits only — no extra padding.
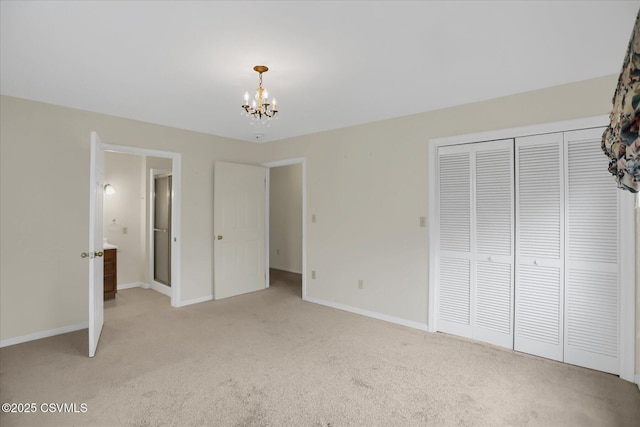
[602,9,640,193]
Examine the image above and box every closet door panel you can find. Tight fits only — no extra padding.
[473,140,514,348]
[564,128,619,374]
[437,146,472,337]
[514,133,564,361]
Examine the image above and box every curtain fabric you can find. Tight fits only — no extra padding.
[602,9,640,193]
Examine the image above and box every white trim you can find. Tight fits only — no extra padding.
[304,296,429,332]
[0,322,89,348]
[428,115,636,381]
[636,375,640,390]
[103,143,181,308]
[177,294,213,307]
[427,137,439,332]
[261,157,307,299]
[618,190,636,382]
[265,167,270,289]
[150,281,172,297]
[431,115,609,147]
[117,282,141,291]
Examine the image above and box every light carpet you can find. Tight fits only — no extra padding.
[1,269,639,426]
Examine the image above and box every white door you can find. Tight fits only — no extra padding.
[214,161,266,299]
[514,133,565,362]
[88,132,105,357]
[436,139,514,348]
[563,127,619,374]
[436,144,473,338]
[472,140,514,349]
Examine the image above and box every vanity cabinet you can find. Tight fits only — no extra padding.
[104,248,117,299]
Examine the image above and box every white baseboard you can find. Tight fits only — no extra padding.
[0,322,88,348]
[117,282,141,291]
[149,281,171,297]
[178,295,213,307]
[636,375,640,391]
[303,296,429,332]
[270,267,302,275]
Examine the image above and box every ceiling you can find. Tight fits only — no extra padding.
[1,1,637,143]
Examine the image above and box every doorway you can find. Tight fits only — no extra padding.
[262,158,306,298]
[150,170,172,294]
[100,143,182,307]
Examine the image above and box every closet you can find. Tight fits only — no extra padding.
[434,126,626,375]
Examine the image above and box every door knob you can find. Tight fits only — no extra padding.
[95,251,104,257]
[217,235,223,240]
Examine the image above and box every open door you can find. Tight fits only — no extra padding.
[88,132,104,357]
[214,161,266,299]
[153,174,172,286]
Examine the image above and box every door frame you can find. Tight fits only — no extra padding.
[428,115,636,383]
[261,157,307,299]
[148,169,173,296]
[101,143,182,307]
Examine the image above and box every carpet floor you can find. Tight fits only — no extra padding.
[1,269,639,426]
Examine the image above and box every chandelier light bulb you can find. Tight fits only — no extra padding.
[244,91,249,103]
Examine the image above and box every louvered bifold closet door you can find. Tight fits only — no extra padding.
[514,133,564,362]
[437,145,473,338]
[473,140,514,349]
[564,128,619,374]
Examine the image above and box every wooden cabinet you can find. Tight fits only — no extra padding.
[104,248,117,300]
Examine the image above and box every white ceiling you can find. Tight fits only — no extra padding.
[1,1,637,143]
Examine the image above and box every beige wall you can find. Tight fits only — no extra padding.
[262,75,623,323]
[0,95,264,341]
[269,164,303,273]
[1,75,637,378]
[104,152,145,286]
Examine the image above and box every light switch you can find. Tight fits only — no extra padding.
[312,214,316,223]
[419,216,426,228]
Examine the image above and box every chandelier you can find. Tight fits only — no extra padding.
[241,65,278,121]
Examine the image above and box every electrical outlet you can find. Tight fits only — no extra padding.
[419,216,426,228]
[276,249,280,255]
[312,214,316,223]
[358,279,363,289]
[312,270,316,280]
[122,227,128,235]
